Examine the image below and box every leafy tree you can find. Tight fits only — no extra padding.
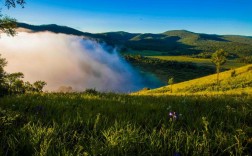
[211,49,228,86]
[33,81,47,92]
[168,77,174,93]
[4,72,24,94]
[0,55,8,96]
[24,81,34,92]
[0,0,26,96]
[0,0,25,36]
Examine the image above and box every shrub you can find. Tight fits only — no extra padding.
[84,88,99,94]
[231,70,236,77]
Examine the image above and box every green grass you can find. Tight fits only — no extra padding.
[139,64,252,95]
[1,92,252,155]
[149,56,246,69]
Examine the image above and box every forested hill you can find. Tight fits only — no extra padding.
[17,23,252,57]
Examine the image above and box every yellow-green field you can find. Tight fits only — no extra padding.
[136,64,252,95]
[148,56,246,69]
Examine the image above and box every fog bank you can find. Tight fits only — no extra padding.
[0,32,160,92]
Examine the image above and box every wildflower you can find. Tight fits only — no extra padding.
[169,111,178,120]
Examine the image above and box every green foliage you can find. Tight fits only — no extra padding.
[0,0,26,36]
[168,77,174,85]
[0,15,17,36]
[0,54,7,86]
[83,88,99,95]
[192,52,213,58]
[231,69,236,77]
[4,0,26,9]
[33,81,47,92]
[212,49,228,86]
[238,56,252,64]
[168,77,174,93]
[211,49,228,67]
[0,93,252,155]
[0,55,46,96]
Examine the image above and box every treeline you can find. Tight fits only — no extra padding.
[0,55,46,96]
[124,54,213,70]
[238,56,252,64]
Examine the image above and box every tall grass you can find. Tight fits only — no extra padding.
[1,92,252,155]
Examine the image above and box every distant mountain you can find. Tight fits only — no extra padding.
[17,23,252,57]
[17,23,94,37]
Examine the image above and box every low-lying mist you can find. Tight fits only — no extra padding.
[0,31,161,92]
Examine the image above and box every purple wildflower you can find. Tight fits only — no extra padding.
[169,111,178,120]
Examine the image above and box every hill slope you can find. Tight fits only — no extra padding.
[17,23,252,57]
[136,64,252,95]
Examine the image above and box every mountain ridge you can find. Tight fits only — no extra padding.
[17,23,252,57]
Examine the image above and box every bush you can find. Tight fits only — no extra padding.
[231,70,236,77]
[84,88,99,94]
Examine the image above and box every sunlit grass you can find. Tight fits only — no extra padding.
[1,92,252,155]
[138,64,252,95]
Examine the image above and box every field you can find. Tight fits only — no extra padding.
[148,56,246,69]
[1,92,252,155]
[138,64,252,95]
[122,50,246,69]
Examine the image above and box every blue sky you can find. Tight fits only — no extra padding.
[2,0,252,35]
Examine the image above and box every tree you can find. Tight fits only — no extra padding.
[211,49,228,87]
[168,77,174,93]
[0,1,25,96]
[0,0,25,36]
[4,72,24,94]
[33,81,47,92]
[0,55,8,96]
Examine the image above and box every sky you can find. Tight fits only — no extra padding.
[1,0,252,35]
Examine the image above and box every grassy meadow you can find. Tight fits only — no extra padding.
[1,92,252,155]
[138,64,252,95]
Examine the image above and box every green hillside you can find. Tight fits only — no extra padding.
[17,23,94,37]
[136,64,252,95]
[18,23,252,58]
